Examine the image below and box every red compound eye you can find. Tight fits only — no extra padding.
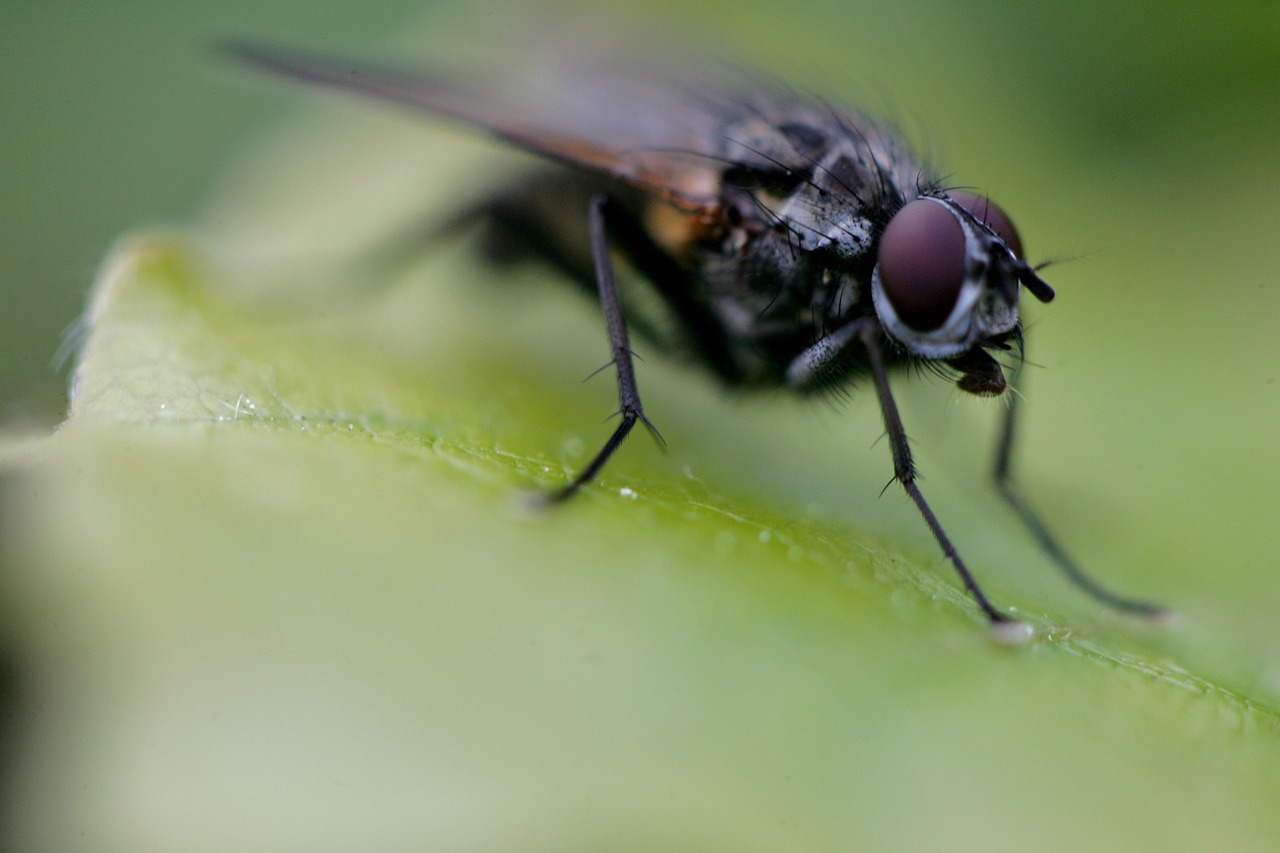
[950,191,1023,259]
[878,199,966,332]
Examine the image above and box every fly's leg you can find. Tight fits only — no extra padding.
[590,196,744,386]
[855,322,1014,624]
[549,194,662,502]
[789,321,1013,624]
[447,182,742,498]
[995,365,1168,617]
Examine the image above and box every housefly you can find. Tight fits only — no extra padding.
[223,39,1165,628]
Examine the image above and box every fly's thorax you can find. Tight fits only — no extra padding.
[719,107,920,266]
[870,191,1053,363]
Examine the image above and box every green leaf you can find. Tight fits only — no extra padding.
[4,222,1278,852]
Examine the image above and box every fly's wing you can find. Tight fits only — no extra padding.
[222,40,733,212]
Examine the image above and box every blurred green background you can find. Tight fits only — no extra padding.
[3,0,1280,849]
[1,0,431,418]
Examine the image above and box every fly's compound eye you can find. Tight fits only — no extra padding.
[877,198,966,332]
[950,191,1023,258]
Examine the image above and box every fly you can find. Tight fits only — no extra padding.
[223,39,1166,630]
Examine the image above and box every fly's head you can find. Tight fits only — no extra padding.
[870,191,1055,395]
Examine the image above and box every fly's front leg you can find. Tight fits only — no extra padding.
[994,364,1168,618]
[789,320,1015,625]
[549,194,661,502]
[855,322,1016,625]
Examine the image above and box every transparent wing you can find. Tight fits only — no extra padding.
[222,39,738,210]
